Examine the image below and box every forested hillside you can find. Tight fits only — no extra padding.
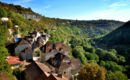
[0,1,129,80]
[99,21,130,45]
[97,21,130,77]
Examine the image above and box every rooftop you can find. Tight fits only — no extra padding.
[7,56,30,65]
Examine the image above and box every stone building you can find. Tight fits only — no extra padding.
[40,42,82,79]
[40,42,69,62]
[14,30,50,62]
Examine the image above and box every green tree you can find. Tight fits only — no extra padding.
[85,52,99,62]
[96,48,118,62]
[100,61,125,72]
[72,46,87,65]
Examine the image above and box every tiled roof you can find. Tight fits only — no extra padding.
[7,56,21,65]
[7,56,30,65]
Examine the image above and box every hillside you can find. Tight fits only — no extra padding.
[100,21,130,45]
[70,20,124,38]
[0,1,124,38]
[0,1,129,80]
[97,21,130,67]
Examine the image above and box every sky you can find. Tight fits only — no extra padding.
[1,0,130,22]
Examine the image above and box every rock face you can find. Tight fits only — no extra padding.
[22,14,40,21]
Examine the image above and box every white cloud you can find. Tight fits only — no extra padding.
[75,1,130,22]
[109,2,127,8]
[79,8,130,22]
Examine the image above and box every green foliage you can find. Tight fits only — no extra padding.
[71,20,123,38]
[0,8,7,17]
[85,52,99,63]
[34,49,41,56]
[95,48,125,63]
[72,46,87,65]
[98,21,130,65]
[106,71,128,80]
[44,28,49,34]
[83,45,95,53]
[0,25,13,77]
[100,61,125,72]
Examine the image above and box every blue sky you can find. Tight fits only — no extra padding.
[1,0,130,21]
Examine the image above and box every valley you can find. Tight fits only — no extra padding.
[0,1,129,80]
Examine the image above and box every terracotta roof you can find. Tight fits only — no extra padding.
[7,56,30,65]
[7,56,20,65]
